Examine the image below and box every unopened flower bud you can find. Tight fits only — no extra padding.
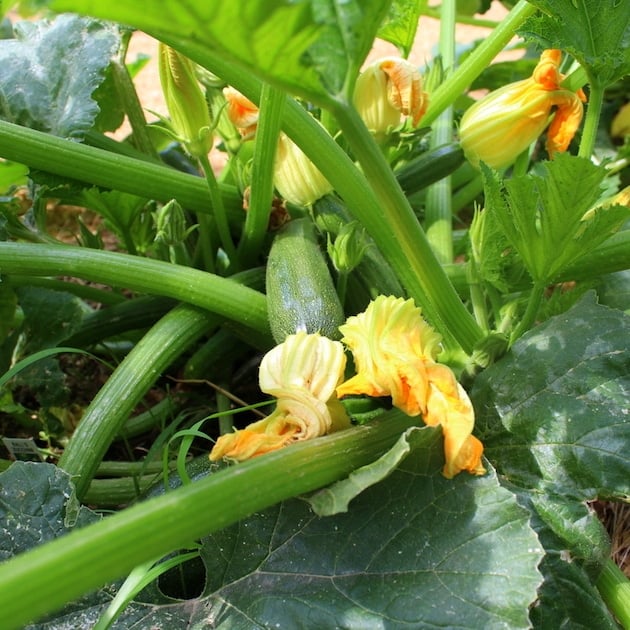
[327,221,368,274]
[354,57,428,133]
[154,199,190,246]
[459,49,586,170]
[158,44,213,159]
[274,132,333,207]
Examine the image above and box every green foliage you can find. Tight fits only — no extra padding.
[0,14,118,138]
[377,0,424,58]
[0,462,100,561]
[52,0,389,103]
[482,155,630,284]
[0,0,629,627]
[521,0,630,86]
[473,293,630,625]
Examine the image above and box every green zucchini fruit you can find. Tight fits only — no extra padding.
[266,217,344,343]
[394,143,465,195]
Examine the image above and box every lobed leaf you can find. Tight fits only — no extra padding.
[482,156,630,283]
[105,432,542,628]
[51,0,390,102]
[519,0,630,86]
[0,14,119,139]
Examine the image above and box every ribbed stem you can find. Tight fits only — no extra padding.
[0,120,240,215]
[58,304,217,498]
[0,412,420,629]
[0,242,270,342]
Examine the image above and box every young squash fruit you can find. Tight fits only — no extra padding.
[266,217,344,343]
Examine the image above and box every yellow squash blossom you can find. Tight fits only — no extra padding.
[337,295,442,416]
[273,131,333,207]
[354,57,428,133]
[336,295,485,478]
[223,86,332,207]
[210,332,349,462]
[459,49,586,169]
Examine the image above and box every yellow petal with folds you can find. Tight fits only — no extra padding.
[459,49,585,169]
[425,363,485,478]
[337,296,441,416]
[354,57,427,133]
[259,330,346,402]
[380,58,427,127]
[209,415,298,462]
[210,332,349,462]
[223,86,259,136]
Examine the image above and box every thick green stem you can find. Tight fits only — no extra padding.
[578,79,605,160]
[596,558,630,629]
[0,120,241,216]
[511,281,545,343]
[0,412,420,629]
[111,59,158,159]
[422,0,537,127]
[331,101,483,352]
[238,83,284,266]
[425,0,456,264]
[58,303,217,498]
[0,242,271,342]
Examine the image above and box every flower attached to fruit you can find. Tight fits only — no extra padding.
[209,332,349,462]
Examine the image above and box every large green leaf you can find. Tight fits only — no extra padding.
[51,0,391,102]
[472,294,629,626]
[520,0,630,86]
[0,462,99,561]
[98,431,543,628]
[0,14,118,139]
[473,293,629,499]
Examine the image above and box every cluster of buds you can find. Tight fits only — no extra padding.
[459,49,587,169]
[210,296,485,479]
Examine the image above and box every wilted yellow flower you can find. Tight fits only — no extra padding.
[210,332,349,462]
[459,49,587,169]
[337,295,442,416]
[223,86,260,137]
[354,57,428,133]
[274,131,333,207]
[336,295,485,478]
[158,44,213,159]
[424,363,486,478]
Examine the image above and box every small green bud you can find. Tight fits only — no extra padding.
[158,44,213,159]
[154,199,192,246]
[327,221,368,274]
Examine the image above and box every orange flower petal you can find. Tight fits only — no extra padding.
[380,58,428,127]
